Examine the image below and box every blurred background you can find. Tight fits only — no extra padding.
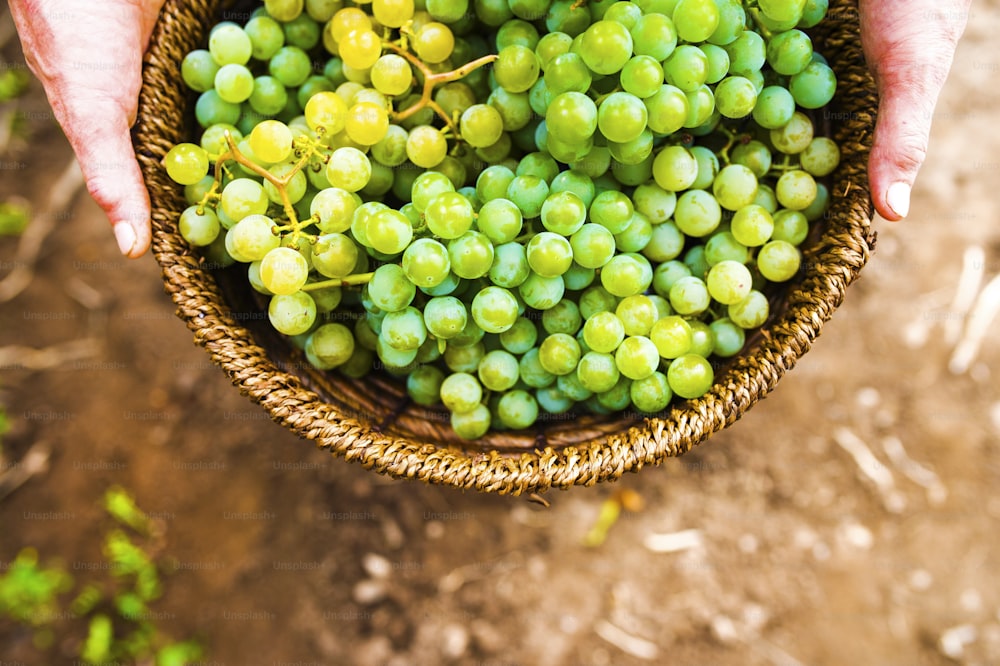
[1,2,999,665]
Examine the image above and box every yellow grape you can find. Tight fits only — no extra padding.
[345,101,390,145]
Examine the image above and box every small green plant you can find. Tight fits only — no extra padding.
[0,487,204,665]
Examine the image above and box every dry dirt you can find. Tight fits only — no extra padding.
[2,3,1000,665]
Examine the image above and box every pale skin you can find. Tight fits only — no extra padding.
[9,0,973,257]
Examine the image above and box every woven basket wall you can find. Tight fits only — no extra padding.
[134,0,877,495]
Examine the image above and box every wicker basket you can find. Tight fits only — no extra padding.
[134,0,877,494]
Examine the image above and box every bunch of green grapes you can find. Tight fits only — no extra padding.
[163,0,841,439]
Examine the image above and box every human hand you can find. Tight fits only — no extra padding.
[9,0,166,258]
[860,0,971,221]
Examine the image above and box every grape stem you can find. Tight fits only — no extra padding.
[216,131,313,242]
[299,273,375,291]
[382,40,497,136]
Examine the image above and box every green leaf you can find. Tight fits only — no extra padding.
[0,201,30,236]
[80,613,113,664]
[104,486,150,534]
[156,640,204,666]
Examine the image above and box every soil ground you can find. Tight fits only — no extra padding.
[2,3,1000,665]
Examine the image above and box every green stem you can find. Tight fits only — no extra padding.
[300,273,375,291]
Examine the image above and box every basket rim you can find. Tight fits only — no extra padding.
[134,0,877,494]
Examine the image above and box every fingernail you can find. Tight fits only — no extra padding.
[886,182,911,219]
[114,223,136,256]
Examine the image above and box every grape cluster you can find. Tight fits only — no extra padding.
[163,0,840,440]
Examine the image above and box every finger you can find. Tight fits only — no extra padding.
[860,0,971,221]
[64,94,153,258]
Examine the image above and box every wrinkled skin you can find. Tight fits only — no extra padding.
[10,0,165,257]
[860,0,971,220]
[9,0,974,257]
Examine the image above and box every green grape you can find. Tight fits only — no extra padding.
[620,55,665,99]
[540,299,581,335]
[485,89,531,135]
[259,246,309,295]
[614,212,652,253]
[248,75,288,116]
[543,53,592,96]
[757,240,801,282]
[179,205,221,247]
[368,263,416,312]
[775,170,818,210]
[731,139,773,178]
[549,170,595,207]
[226,214,279,262]
[408,364,446,405]
[713,164,759,211]
[728,289,769,328]
[538,333,582,375]
[714,76,757,118]
[644,84,689,135]
[263,163,307,204]
[603,1,643,28]
[666,353,713,399]
[672,0,720,43]
[518,272,564,310]
[576,351,620,393]
[641,221,685,265]
[526,232,573,278]
[312,233,358,278]
[798,0,828,28]
[209,24,253,66]
[478,349,521,391]
[269,46,312,87]
[789,59,837,109]
[303,322,354,370]
[311,187,357,234]
[770,111,814,154]
[518,348,556,388]
[649,315,692,359]
[367,209,413,255]
[683,84,716,129]
[630,371,672,412]
[506,175,549,218]
[406,125,448,168]
[663,45,709,93]
[614,335,659,380]
[516,151,560,183]
[613,295,655,337]
[563,262,595,291]
[196,90,241,128]
[731,204,774,247]
[585,189,630,234]
[163,143,210,185]
[683,244,709,279]
[708,317,744,357]
[497,389,539,428]
[220,178,268,222]
[801,182,830,222]
[704,231,749,266]
[326,147,371,192]
[800,137,840,177]
[723,30,766,77]
[700,43,730,84]
[601,253,653,298]
[688,145,719,191]
[494,44,541,93]
[578,20,633,75]
[500,316,539,354]
[706,260,752,305]
[423,295,468,339]
[471,286,519,333]
[425,191,474,239]
[766,29,813,76]
[674,189,722,237]
[652,145,698,193]
[545,92,597,144]
[304,91,348,137]
[413,21,455,63]
[565,224,612,270]
[771,209,809,245]
[370,54,414,96]
[487,242,529,290]
[583,310,625,353]
[669,275,710,315]
[630,12,677,61]
[448,231,495,279]
[440,372,483,414]
[751,85,796,130]
[268,291,317,336]
[381,306,427,351]
[451,404,492,439]
[477,198,523,244]
[181,50,221,92]
[597,92,648,144]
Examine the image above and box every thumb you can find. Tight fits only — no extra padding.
[860,1,970,221]
[67,100,153,258]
